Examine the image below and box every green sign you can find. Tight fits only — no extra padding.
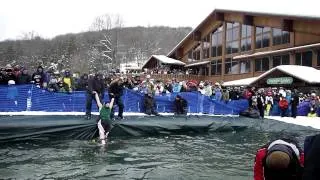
[267,77,293,85]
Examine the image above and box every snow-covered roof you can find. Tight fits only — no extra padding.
[142,55,185,69]
[222,77,258,87]
[251,65,320,84]
[153,55,186,65]
[185,61,210,67]
[233,43,320,59]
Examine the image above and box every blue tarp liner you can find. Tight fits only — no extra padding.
[0,115,317,143]
[0,85,247,115]
[0,84,316,116]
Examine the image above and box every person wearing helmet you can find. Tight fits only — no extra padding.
[62,69,74,93]
[58,80,68,93]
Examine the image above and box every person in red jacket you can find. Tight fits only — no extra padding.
[279,95,289,117]
[254,139,304,180]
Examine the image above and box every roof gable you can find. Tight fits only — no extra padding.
[167,9,320,58]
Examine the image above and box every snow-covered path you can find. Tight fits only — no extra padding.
[266,116,320,130]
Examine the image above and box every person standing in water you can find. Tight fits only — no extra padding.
[93,91,114,145]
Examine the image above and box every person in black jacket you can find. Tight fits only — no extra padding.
[77,73,89,91]
[143,92,159,116]
[0,68,7,85]
[291,89,299,118]
[108,77,124,119]
[257,92,265,118]
[303,134,320,180]
[85,73,105,120]
[32,66,46,87]
[17,68,32,84]
[174,95,188,115]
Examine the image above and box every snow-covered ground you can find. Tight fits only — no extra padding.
[266,116,320,130]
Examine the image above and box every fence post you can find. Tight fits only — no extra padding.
[26,85,34,111]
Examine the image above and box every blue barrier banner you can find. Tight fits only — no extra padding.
[0,84,253,115]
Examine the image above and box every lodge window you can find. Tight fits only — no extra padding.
[317,50,320,66]
[191,43,201,61]
[239,60,251,73]
[272,54,290,67]
[225,58,239,74]
[256,27,271,49]
[295,51,312,67]
[226,22,240,54]
[188,51,192,60]
[211,26,223,57]
[272,28,290,45]
[255,57,269,72]
[211,59,222,75]
[202,35,210,59]
[241,25,252,52]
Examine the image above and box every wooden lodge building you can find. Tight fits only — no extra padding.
[143,9,320,83]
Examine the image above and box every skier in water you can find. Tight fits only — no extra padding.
[92,91,114,145]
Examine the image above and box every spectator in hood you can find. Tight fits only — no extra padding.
[143,91,159,116]
[4,65,17,84]
[77,73,89,91]
[58,80,69,93]
[17,68,32,84]
[47,77,59,92]
[0,68,7,85]
[86,73,105,120]
[172,81,182,93]
[32,66,46,87]
[174,95,188,115]
[13,65,21,78]
[122,76,134,89]
[164,80,173,93]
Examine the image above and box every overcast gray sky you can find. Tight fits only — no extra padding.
[1,0,319,41]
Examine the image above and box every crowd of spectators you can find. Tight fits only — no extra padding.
[147,67,186,75]
[1,63,319,117]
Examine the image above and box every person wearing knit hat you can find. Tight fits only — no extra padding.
[254,139,304,180]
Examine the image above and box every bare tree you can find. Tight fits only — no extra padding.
[89,14,124,71]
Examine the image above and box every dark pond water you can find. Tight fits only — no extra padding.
[0,117,317,180]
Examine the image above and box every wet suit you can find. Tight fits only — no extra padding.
[97,106,112,145]
[93,91,114,145]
